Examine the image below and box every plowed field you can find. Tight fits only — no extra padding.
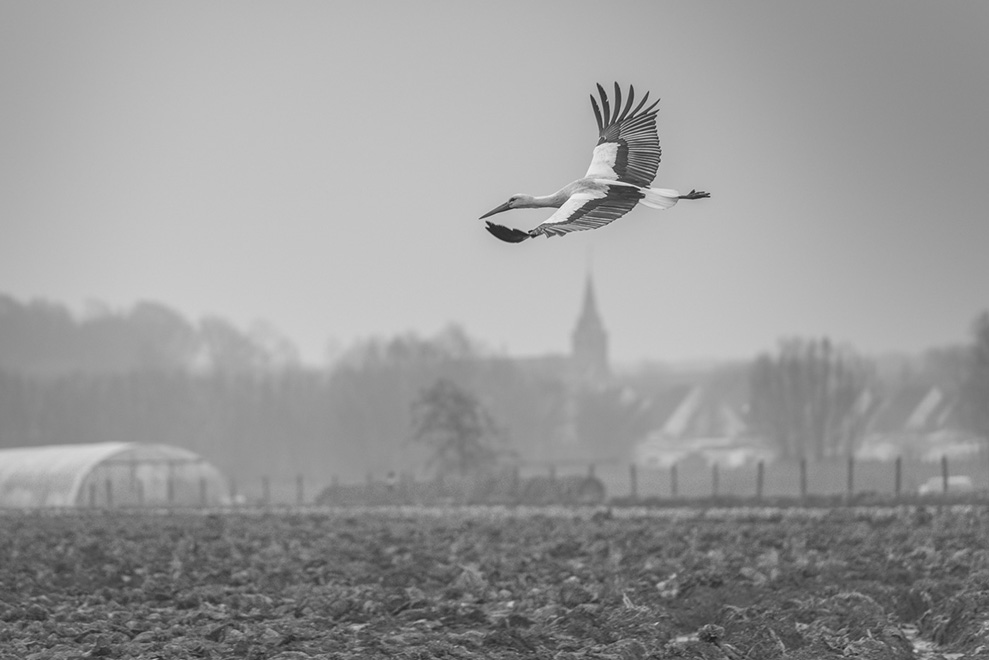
[1,506,987,659]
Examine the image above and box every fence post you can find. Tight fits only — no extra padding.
[756,461,764,501]
[229,478,238,506]
[200,477,208,507]
[105,479,113,508]
[847,455,855,499]
[629,463,638,501]
[894,457,902,498]
[137,480,145,507]
[90,482,97,508]
[671,463,679,499]
[296,474,305,506]
[799,458,808,500]
[941,455,949,494]
[712,463,719,498]
[262,476,271,506]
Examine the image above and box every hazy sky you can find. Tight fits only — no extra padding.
[2,2,988,365]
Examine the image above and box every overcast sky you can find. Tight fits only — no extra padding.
[2,1,988,365]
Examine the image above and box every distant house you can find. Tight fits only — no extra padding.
[856,385,983,462]
[634,385,773,468]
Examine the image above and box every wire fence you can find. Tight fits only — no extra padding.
[205,450,989,508]
[10,450,986,511]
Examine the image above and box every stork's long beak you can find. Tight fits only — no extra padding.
[479,201,511,219]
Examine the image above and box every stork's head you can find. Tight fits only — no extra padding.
[479,194,534,219]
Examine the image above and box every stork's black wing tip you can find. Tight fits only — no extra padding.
[485,221,531,243]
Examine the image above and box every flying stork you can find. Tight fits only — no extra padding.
[481,83,709,243]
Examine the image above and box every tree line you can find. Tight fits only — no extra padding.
[0,294,298,375]
[1,293,987,482]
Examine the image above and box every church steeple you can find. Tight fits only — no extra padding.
[571,272,609,380]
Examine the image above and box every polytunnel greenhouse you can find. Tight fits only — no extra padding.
[0,442,229,508]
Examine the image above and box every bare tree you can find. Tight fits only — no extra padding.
[748,337,873,461]
[411,378,505,477]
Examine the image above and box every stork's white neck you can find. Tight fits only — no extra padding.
[524,190,568,209]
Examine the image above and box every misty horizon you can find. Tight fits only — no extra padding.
[0,289,979,379]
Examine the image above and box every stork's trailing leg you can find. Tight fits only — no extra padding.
[678,189,710,200]
[639,187,711,210]
[485,221,533,243]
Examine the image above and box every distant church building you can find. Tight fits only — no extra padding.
[571,274,609,382]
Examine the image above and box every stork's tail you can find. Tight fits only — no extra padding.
[485,221,532,243]
[640,187,711,210]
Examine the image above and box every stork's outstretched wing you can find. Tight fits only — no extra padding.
[584,83,662,187]
[485,184,644,242]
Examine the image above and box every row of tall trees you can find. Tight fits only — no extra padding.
[0,295,298,375]
[747,312,989,460]
[748,338,872,461]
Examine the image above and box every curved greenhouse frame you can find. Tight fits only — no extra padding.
[0,442,229,508]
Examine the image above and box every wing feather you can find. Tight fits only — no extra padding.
[596,83,611,133]
[611,82,622,125]
[590,93,604,134]
[616,85,635,124]
[584,83,662,187]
